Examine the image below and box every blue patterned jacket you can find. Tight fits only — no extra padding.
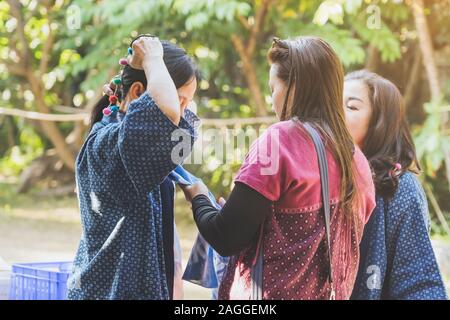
[351,172,447,300]
[68,93,198,300]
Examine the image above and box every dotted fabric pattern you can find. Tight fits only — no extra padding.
[351,172,448,300]
[218,203,363,300]
[68,93,198,300]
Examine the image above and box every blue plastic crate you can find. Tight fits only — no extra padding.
[9,262,73,300]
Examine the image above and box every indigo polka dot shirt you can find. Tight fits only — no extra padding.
[67,93,198,300]
[351,172,448,300]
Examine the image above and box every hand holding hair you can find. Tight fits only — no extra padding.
[128,36,164,70]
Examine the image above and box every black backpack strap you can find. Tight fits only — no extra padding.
[303,122,335,300]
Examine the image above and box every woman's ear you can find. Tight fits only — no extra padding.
[128,81,145,100]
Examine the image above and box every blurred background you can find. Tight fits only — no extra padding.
[0,0,449,298]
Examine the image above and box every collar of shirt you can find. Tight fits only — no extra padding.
[100,107,201,131]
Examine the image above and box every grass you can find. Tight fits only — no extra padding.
[0,181,210,299]
[1,181,448,298]
[0,181,196,227]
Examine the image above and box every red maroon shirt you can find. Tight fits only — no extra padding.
[218,120,376,300]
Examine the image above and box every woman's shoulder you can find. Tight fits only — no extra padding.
[392,171,426,205]
[385,171,429,224]
[264,119,301,136]
[398,171,423,192]
[262,120,317,147]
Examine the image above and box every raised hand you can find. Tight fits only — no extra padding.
[128,36,164,70]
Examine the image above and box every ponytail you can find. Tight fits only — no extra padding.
[89,95,110,130]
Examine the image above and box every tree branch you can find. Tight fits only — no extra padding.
[6,0,31,64]
[231,33,247,61]
[411,0,442,100]
[247,0,273,56]
[0,58,27,77]
[39,0,54,76]
[404,47,422,109]
[237,15,251,30]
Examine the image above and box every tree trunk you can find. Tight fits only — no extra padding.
[27,73,76,171]
[6,0,77,172]
[411,0,450,191]
[365,45,380,71]
[404,49,422,109]
[230,0,274,117]
[231,34,267,116]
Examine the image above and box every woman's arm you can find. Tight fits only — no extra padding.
[117,94,196,196]
[189,182,271,257]
[113,37,196,195]
[130,37,180,125]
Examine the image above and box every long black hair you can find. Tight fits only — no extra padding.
[345,70,421,200]
[90,35,200,129]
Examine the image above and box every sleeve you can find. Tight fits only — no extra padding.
[117,92,197,195]
[384,177,448,300]
[234,125,290,202]
[191,182,271,257]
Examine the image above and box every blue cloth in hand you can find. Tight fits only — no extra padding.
[168,166,229,296]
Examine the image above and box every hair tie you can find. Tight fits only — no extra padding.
[389,162,402,178]
[109,95,118,104]
[102,108,112,116]
[103,42,140,117]
[103,103,119,117]
[103,79,121,117]
[112,77,122,85]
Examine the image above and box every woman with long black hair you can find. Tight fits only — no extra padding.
[68,35,200,300]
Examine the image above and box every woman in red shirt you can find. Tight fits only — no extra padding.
[181,37,376,300]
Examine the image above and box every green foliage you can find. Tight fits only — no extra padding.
[414,101,450,177]
[0,124,44,177]
[0,0,449,229]
[311,0,403,63]
[413,100,450,236]
[278,20,366,66]
[0,0,76,174]
[351,18,401,63]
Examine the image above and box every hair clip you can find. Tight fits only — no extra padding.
[389,162,402,178]
[103,88,120,117]
[272,37,282,46]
